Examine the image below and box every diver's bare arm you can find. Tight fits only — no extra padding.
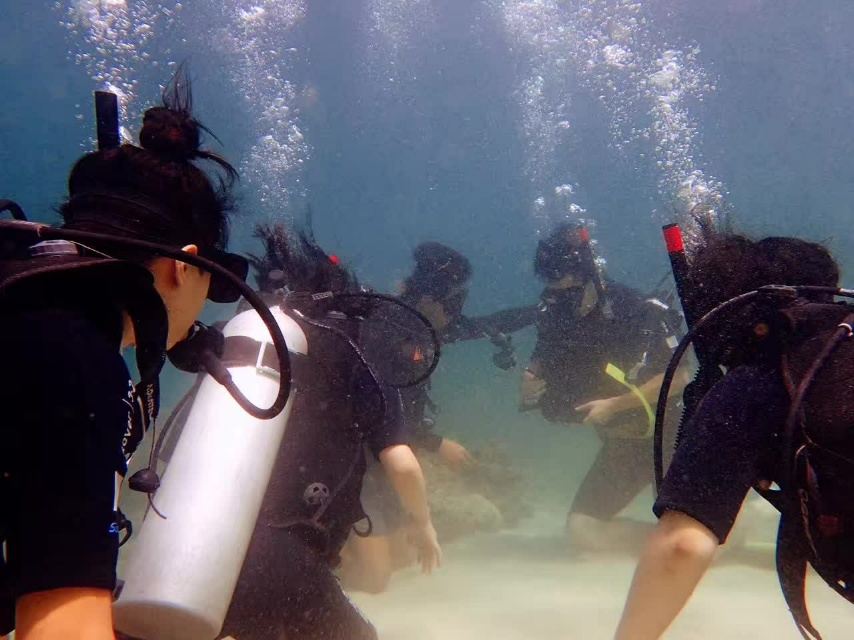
[16,587,115,640]
[608,366,691,414]
[614,511,718,640]
[379,444,431,525]
[380,444,442,573]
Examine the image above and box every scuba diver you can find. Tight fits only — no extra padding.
[617,229,853,640]
[519,222,689,553]
[0,70,249,639]
[398,241,537,465]
[338,241,536,594]
[213,221,442,640]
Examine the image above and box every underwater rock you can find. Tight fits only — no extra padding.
[463,443,535,528]
[418,442,533,544]
[429,494,504,542]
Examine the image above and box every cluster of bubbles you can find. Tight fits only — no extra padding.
[346,0,728,249]
[496,0,613,241]
[497,0,575,200]
[58,0,725,246]
[59,0,180,134]
[215,1,309,216]
[498,0,726,242]
[533,183,586,225]
[361,0,438,89]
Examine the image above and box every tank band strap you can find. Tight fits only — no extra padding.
[221,335,314,389]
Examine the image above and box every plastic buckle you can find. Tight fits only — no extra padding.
[254,339,280,380]
[29,239,79,257]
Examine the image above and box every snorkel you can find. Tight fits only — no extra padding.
[653,223,720,489]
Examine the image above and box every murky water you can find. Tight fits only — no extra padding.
[4,0,854,637]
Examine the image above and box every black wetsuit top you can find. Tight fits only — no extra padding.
[531,282,676,425]
[654,365,786,542]
[526,282,683,519]
[0,301,145,634]
[402,305,538,451]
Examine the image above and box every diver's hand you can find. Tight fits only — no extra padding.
[409,519,442,574]
[575,397,620,426]
[520,369,547,407]
[415,296,450,331]
[437,438,474,471]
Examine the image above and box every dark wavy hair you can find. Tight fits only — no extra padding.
[689,231,839,365]
[400,242,472,304]
[58,64,237,263]
[249,217,358,294]
[690,234,839,319]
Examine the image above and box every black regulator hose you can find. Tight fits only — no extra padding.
[284,290,442,387]
[332,291,442,386]
[0,219,292,420]
[285,305,387,422]
[0,200,27,221]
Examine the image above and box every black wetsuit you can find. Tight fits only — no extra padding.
[0,300,147,634]
[530,282,679,519]
[403,306,537,451]
[655,365,786,542]
[219,319,407,640]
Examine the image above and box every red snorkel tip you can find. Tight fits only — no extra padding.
[663,224,684,254]
[329,254,340,265]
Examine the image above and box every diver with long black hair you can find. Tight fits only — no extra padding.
[616,229,851,640]
[217,221,441,640]
[0,68,244,639]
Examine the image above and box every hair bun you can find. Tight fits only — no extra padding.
[140,106,200,160]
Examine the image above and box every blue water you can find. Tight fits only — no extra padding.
[4,1,854,637]
[5,2,854,290]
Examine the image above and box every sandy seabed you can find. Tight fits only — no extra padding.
[349,510,854,640]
